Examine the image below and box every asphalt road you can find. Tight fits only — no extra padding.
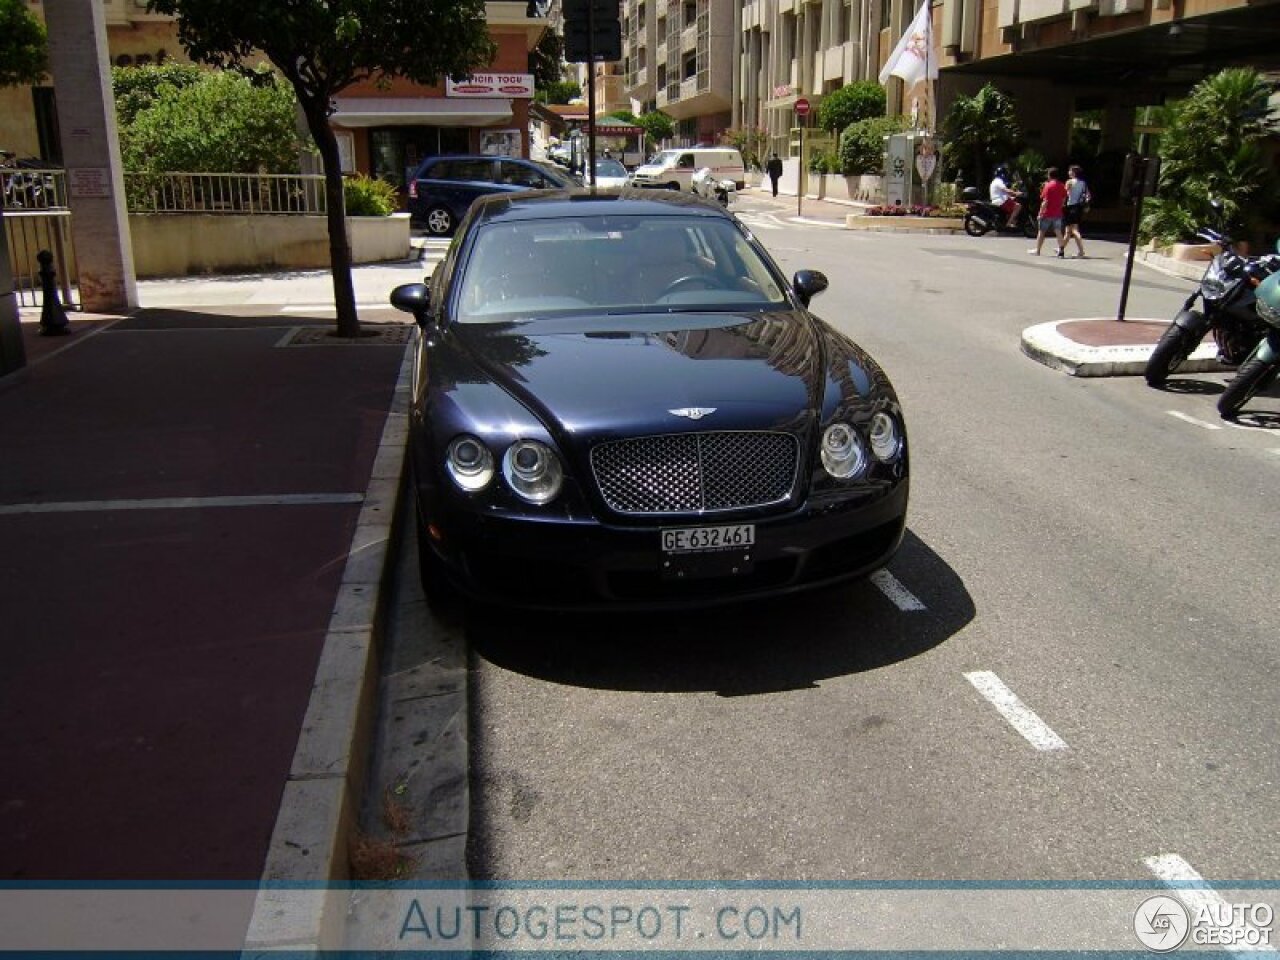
[389,196,1280,887]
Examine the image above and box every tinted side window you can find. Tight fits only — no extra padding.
[431,159,493,182]
[499,160,546,187]
[677,153,694,169]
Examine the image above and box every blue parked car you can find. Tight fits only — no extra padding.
[407,155,578,236]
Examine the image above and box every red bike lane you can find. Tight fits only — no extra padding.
[0,310,407,880]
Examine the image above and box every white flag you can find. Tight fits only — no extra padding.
[877,1,938,88]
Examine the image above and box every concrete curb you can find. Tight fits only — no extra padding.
[1021,319,1226,377]
[243,335,416,953]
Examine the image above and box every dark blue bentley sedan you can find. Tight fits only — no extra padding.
[390,189,908,609]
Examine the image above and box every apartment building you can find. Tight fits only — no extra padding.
[621,0,736,144]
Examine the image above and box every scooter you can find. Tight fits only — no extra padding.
[692,167,734,207]
[1144,210,1280,387]
[960,186,1037,239]
[1218,260,1280,418]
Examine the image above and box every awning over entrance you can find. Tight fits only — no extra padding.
[331,97,514,127]
[944,2,1280,91]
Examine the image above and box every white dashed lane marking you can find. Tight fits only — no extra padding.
[964,671,1069,751]
[1144,854,1280,955]
[1168,410,1223,431]
[870,569,926,611]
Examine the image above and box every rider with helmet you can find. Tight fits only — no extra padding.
[989,165,1023,228]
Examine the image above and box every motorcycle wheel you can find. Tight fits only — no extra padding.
[1145,324,1200,387]
[1022,216,1038,239]
[1217,356,1279,418]
[963,214,988,237]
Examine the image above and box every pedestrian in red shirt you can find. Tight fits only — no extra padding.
[1029,167,1068,257]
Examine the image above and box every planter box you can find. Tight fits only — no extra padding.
[1168,242,1216,262]
[845,214,965,233]
[128,211,411,278]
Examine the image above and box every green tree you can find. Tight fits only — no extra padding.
[816,81,885,136]
[535,79,581,104]
[112,62,204,126]
[528,29,563,90]
[839,115,909,175]
[635,110,674,152]
[940,83,1021,187]
[118,68,307,174]
[0,0,46,87]
[146,0,494,338]
[1142,68,1276,245]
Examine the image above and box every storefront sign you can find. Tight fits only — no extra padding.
[447,73,535,98]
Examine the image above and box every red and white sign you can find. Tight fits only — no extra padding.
[446,73,535,98]
[794,97,811,116]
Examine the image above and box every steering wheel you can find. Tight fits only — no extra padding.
[658,275,719,299]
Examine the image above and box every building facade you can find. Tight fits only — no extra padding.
[0,0,549,187]
[621,0,736,144]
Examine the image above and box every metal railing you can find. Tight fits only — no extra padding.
[1,169,68,211]
[4,208,78,309]
[123,172,330,215]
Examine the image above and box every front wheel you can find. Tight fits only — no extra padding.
[1145,324,1201,387]
[1217,356,1279,418]
[963,214,989,237]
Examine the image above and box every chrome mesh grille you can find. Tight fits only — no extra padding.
[590,431,798,514]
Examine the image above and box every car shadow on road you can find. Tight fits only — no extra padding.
[466,528,973,696]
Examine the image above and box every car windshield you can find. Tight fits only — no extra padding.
[454,214,789,323]
[535,162,576,186]
[593,159,628,178]
[650,150,681,167]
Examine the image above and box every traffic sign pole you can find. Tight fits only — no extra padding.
[794,98,810,218]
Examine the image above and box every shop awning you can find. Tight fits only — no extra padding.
[330,97,514,127]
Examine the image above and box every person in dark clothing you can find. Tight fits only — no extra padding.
[766,153,783,197]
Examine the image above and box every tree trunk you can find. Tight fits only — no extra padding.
[302,101,360,338]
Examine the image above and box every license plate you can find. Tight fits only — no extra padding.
[661,524,755,554]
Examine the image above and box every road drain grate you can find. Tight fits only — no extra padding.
[280,324,415,347]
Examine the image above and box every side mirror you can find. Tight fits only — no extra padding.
[793,270,828,307]
[390,283,431,328]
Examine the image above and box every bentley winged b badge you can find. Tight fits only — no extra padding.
[668,407,717,420]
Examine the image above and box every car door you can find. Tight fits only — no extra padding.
[421,158,498,218]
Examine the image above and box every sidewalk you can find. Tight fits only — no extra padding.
[0,265,420,884]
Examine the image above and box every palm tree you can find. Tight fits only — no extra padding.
[941,83,1021,188]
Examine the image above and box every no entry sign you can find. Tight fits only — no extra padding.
[794,97,811,116]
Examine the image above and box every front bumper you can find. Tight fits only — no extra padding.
[418,481,908,611]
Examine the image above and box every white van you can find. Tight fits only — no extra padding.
[628,148,746,192]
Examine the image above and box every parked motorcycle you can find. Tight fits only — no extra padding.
[1218,266,1280,418]
[1144,213,1280,387]
[960,185,1037,239]
[692,166,734,207]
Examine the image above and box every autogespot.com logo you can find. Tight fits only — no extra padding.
[1135,895,1191,952]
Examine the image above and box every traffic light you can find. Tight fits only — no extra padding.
[563,0,621,63]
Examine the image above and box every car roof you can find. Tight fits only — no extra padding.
[468,189,731,225]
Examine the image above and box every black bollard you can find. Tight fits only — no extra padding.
[37,249,69,336]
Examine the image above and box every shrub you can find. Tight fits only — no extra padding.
[119,67,308,174]
[865,203,959,218]
[940,83,1021,186]
[343,174,398,216]
[817,81,886,135]
[839,115,910,175]
[1142,67,1277,245]
[112,63,203,125]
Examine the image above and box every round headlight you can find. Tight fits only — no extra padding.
[869,412,902,462]
[446,435,494,492]
[503,439,563,504]
[821,422,867,479]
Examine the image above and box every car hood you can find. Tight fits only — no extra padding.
[453,312,822,441]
